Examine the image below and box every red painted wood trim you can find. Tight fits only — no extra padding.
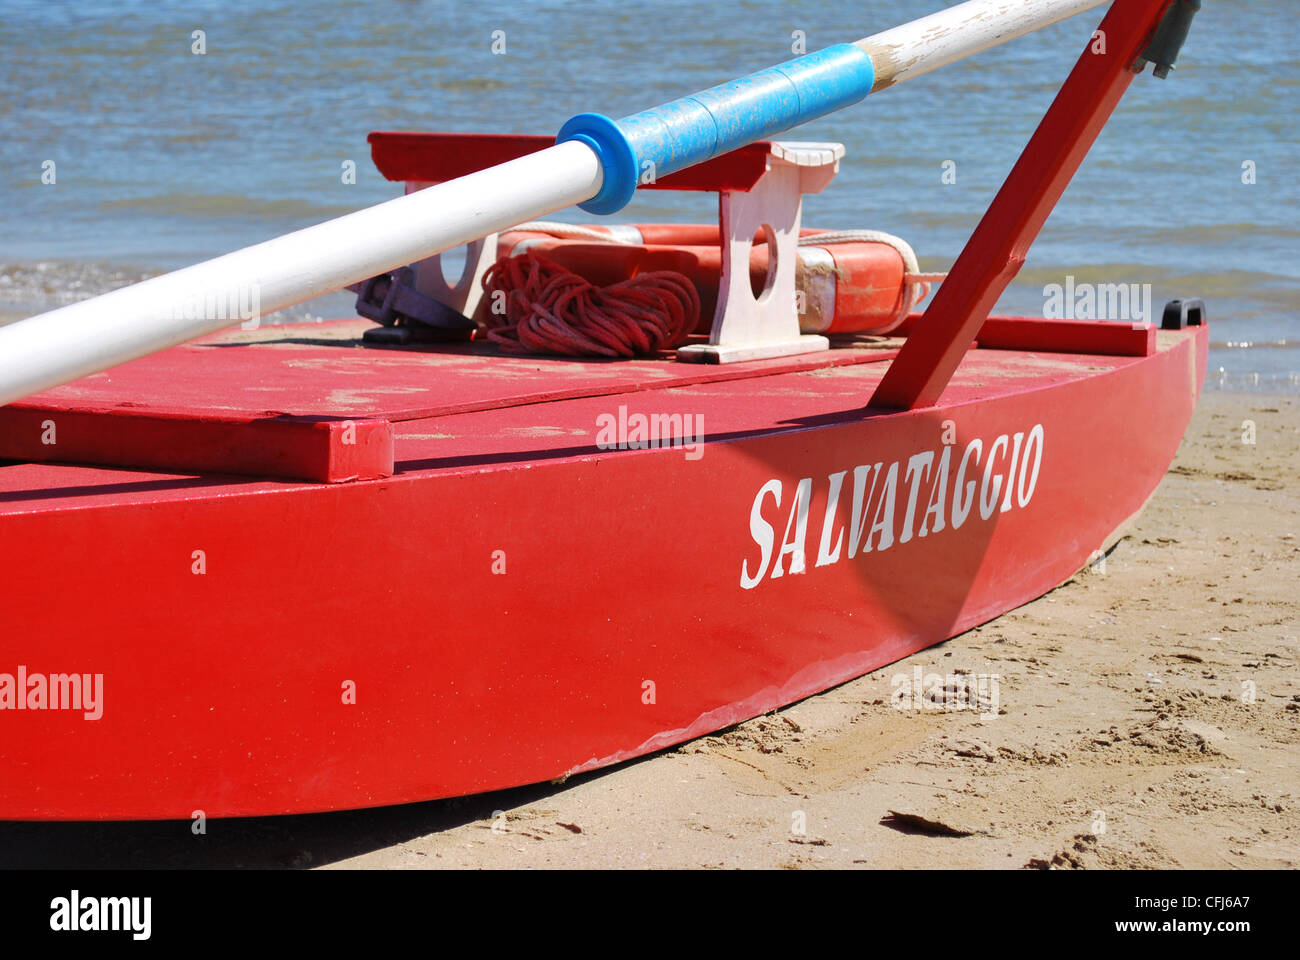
[367,132,553,182]
[367,131,774,192]
[894,313,1156,357]
[870,0,1174,410]
[975,318,1155,357]
[0,407,394,483]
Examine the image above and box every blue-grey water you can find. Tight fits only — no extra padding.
[1,0,1295,391]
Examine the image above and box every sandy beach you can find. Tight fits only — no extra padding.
[1,387,1294,870]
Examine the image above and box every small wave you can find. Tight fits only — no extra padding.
[1212,339,1298,351]
[96,194,361,221]
[1012,263,1297,308]
[1141,223,1300,246]
[435,78,507,93]
[0,260,159,311]
[0,258,356,327]
[1207,368,1300,395]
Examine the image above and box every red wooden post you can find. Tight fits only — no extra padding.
[869,0,1174,410]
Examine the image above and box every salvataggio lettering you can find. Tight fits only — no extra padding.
[741,424,1044,589]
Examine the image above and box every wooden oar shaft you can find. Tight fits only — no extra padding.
[856,0,1109,91]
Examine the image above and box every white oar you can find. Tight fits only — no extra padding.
[0,0,1107,407]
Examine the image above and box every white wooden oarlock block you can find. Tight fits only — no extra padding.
[677,141,845,364]
[404,180,499,318]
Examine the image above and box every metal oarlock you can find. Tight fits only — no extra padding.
[1137,0,1202,77]
[348,268,476,344]
[1160,298,1206,331]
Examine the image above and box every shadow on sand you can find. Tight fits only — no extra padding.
[0,762,632,869]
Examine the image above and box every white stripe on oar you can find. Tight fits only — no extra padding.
[0,0,1111,407]
[858,0,1108,90]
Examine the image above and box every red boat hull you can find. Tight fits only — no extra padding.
[0,321,1206,819]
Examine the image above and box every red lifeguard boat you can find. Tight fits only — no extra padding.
[0,0,1205,819]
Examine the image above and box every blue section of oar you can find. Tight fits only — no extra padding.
[557,43,874,214]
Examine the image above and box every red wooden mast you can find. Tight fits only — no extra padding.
[870,0,1176,410]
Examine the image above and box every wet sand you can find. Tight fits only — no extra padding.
[2,390,1296,869]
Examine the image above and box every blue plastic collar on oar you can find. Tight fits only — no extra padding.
[557,43,874,214]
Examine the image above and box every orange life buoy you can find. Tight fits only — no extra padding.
[487,223,935,336]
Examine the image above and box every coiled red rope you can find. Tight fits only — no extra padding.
[481,251,699,357]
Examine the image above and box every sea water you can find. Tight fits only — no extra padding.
[0,0,1294,391]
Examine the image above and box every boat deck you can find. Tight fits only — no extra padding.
[0,316,1188,515]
